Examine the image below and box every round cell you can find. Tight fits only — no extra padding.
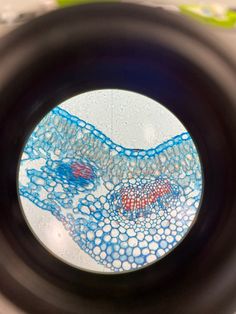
[18,89,203,273]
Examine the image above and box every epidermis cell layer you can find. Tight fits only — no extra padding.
[19,106,202,272]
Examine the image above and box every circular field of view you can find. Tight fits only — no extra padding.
[18,89,203,273]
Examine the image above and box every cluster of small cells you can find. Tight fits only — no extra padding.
[19,107,202,272]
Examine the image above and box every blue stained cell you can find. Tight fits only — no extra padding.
[135,256,145,265]
[120,255,127,262]
[19,106,202,272]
